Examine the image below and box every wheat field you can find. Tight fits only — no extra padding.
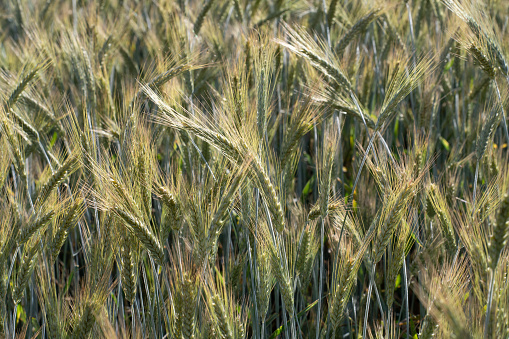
[0,0,508,338]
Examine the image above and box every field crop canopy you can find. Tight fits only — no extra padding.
[0,0,509,338]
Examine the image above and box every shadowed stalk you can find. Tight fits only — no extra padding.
[362,265,376,339]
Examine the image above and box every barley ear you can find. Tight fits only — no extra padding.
[13,242,39,304]
[71,301,97,339]
[372,184,415,263]
[114,207,165,265]
[155,185,181,238]
[18,210,55,245]
[50,197,84,261]
[257,251,273,320]
[180,274,198,339]
[476,105,500,162]
[194,0,216,35]
[211,294,234,339]
[35,153,80,207]
[119,237,137,302]
[269,246,294,317]
[5,61,49,110]
[489,193,509,268]
[336,9,381,57]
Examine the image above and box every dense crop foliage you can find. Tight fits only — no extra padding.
[0,0,508,337]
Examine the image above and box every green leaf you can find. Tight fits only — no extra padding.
[110,292,118,305]
[49,132,58,149]
[214,266,225,285]
[444,58,454,71]
[303,152,313,165]
[410,317,418,336]
[16,304,26,324]
[439,136,450,152]
[63,270,74,296]
[301,174,315,200]
[31,317,40,333]
[409,229,423,247]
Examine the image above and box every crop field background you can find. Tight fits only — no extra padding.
[0,0,508,338]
